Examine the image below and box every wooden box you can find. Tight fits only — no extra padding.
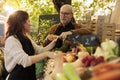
[102,23,116,41]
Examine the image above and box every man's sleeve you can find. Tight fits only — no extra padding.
[71,23,92,35]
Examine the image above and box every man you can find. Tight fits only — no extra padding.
[43,4,92,47]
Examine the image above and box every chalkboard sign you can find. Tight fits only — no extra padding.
[66,34,100,47]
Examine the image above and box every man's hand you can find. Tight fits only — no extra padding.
[46,34,58,41]
[60,31,72,40]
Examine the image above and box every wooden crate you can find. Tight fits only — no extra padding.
[116,24,120,30]
[81,20,91,28]
[91,16,105,41]
[91,16,105,23]
[102,23,116,41]
[115,24,120,40]
[102,36,115,41]
[91,26,98,34]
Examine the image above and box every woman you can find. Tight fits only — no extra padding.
[4,10,57,80]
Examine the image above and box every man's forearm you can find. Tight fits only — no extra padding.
[43,39,51,47]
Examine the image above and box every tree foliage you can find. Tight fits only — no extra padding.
[72,0,116,20]
[0,0,116,45]
[52,0,71,13]
[1,0,56,29]
[1,0,116,25]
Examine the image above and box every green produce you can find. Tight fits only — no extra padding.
[55,73,68,80]
[59,40,70,52]
[0,54,4,61]
[63,63,81,80]
[94,39,119,61]
[53,40,71,52]
[85,46,97,54]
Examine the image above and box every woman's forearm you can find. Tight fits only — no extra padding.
[43,38,51,47]
[30,52,48,64]
[43,39,56,51]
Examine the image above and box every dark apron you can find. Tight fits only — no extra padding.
[8,35,36,80]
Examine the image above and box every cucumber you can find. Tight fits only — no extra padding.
[63,63,81,80]
[55,73,68,80]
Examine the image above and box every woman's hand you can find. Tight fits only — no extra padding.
[47,51,63,59]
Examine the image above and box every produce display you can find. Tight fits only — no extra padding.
[43,39,120,80]
[0,47,8,80]
[55,63,81,80]
[0,34,120,80]
[89,62,120,80]
[94,39,119,61]
[81,55,104,67]
[53,37,72,53]
[0,48,4,74]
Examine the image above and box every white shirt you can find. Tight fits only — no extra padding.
[4,36,45,73]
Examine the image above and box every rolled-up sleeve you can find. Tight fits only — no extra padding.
[4,36,32,72]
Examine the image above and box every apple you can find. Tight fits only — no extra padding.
[65,53,76,62]
[73,48,81,53]
[90,60,97,66]
[87,55,95,61]
[83,60,90,67]
[63,55,67,62]
[96,56,104,63]
[66,40,72,46]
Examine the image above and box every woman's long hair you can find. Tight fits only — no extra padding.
[4,10,29,40]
